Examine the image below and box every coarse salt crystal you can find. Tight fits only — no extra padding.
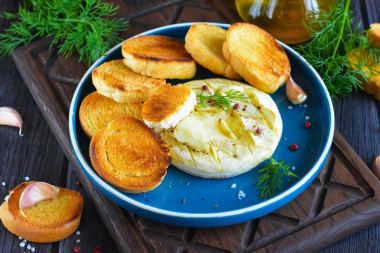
[303,104,308,107]
[230,183,236,189]
[76,230,80,235]
[27,244,31,250]
[238,190,246,200]
[305,116,310,120]
[292,166,296,171]
[24,176,30,181]
[76,239,80,243]
[31,247,35,252]
[288,106,293,109]
[19,237,22,240]
[20,242,25,247]
[4,195,9,201]
[1,182,5,186]
[23,239,26,242]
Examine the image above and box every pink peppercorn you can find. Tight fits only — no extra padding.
[233,103,240,110]
[74,246,80,253]
[305,122,311,128]
[202,85,209,91]
[290,144,298,151]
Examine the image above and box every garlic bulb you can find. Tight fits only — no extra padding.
[19,182,59,210]
[286,76,307,104]
[0,107,23,136]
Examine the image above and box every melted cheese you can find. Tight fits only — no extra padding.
[160,78,283,178]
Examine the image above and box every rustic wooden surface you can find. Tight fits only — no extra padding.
[0,0,380,252]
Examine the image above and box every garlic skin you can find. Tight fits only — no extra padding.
[372,155,380,180]
[19,182,59,210]
[0,107,23,136]
[286,76,307,104]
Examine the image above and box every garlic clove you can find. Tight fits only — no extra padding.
[0,107,23,136]
[19,182,59,210]
[286,76,307,104]
[372,155,380,180]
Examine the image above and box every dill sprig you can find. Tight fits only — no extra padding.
[294,0,380,99]
[257,158,298,200]
[0,0,128,64]
[198,89,251,110]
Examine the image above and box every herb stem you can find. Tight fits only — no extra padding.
[294,0,380,98]
[325,0,351,74]
[56,18,96,32]
[0,0,128,64]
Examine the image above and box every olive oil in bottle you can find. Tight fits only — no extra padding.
[235,0,337,44]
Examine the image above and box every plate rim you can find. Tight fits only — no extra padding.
[69,22,335,219]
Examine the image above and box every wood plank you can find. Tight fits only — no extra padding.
[320,1,380,252]
[0,56,58,253]
[59,165,116,253]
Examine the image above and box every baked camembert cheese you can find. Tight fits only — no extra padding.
[159,78,283,178]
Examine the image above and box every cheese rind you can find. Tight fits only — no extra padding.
[160,78,283,178]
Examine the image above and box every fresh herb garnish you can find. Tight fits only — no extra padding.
[294,0,380,99]
[0,0,128,64]
[198,89,251,111]
[257,158,298,200]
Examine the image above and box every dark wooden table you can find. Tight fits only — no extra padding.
[0,0,379,252]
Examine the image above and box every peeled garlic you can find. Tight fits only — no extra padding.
[19,182,59,210]
[0,107,23,136]
[286,76,307,104]
[372,155,380,180]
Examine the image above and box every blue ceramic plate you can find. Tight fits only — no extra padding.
[69,23,334,227]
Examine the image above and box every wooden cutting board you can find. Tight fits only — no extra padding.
[11,0,380,252]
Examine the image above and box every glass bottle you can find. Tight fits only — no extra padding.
[235,0,337,44]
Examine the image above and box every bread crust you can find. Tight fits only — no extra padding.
[142,84,195,130]
[79,91,143,138]
[185,23,241,80]
[349,50,380,101]
[122,35,196,79]
[90,116,171,193]
[368,23,380,46]
[0,181,83,243]
[92,60,165,103]
[223,23,290,94]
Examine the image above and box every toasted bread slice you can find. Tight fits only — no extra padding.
[185,23,241,80]
[0,181,83,243]
[142,84,196,131]
[122,35,196,79]
[90,116,171,193]
[368,23,380,46]
[349,51,380,101]
[348,25,380,101]
[223,23,290,94]
[79,91,142,138]
[92,60,165,103]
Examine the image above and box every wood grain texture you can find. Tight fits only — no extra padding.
[319,0,380,252]
[1,0,380,252]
